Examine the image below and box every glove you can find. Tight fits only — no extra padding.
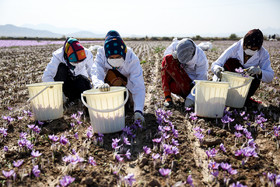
[99,83,110,92]
[247,66,262,76]
[185,98,194,108]
[214,66,224,79]
[163,100,173,108]
[134,111,145,123]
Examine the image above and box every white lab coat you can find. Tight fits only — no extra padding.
[211,39,274,82]
[42,47,94,82]
[164,40,209,101]
[91,47,145,113]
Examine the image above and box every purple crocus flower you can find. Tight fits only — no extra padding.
[194,132,204,141]
[13,160,24,167]
[123,137,131,145]
[275,175,280,186]
[230,182,247,187]
[74,132,79,140]
[220,162,232,171]
[211,170,219,178]
[31,150,42,158]
[143,146,151,155]
[152,137,162,143]
[235,67,244,73]
[235,132,243,138]
[3,146,8,152]
[2,170,14,178]
[112,138,121,150]
[71,113,78,120]
[27,124,35,129]
[152,153,160,160]
[159,168,171,177]
[234,124,244,131]
[88,156,97,166]
[189,112,198,121]
[122,126,133,136]
[115,154,123,162]
[124,173,136,187]
[208,161,220,170]
[206,148,218,159]
[60,175,75,187]
[185,107,192,112]
[125,149,131,160]
[228,167,238,175]
[0,128,7,137]
[172,138,179,146]
[220,143,226,152]
[32,165,40,177]
[20,132,27,139]
[267,172,276,181]
[60,135,69,145]
[187,175,194,187]
[240,111,246,117]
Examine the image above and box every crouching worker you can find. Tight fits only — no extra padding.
[211,29,274,104]
[91,30,145,123]
[162,38,208,108]
[42,37,93,105]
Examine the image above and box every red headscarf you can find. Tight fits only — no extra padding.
[243,29,263,50]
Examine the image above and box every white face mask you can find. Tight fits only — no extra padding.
[69,62,78,66]
[108,58,125,68]
[244,49,257,56]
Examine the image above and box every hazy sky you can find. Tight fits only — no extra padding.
[0,0,279,37]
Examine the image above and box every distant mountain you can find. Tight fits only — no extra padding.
[22,23,81,35]
[0,24,104,38]
[0,24,63,38]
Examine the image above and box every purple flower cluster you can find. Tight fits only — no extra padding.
[193,126,204,142]
[18,136,34,151]
[263,172,280,186]
[63,153,84,165]
[60,175,75,187]
[0,127,8,137]
[206,148,218,159]
[88,156,97,166]
[2,116,15,124]
[123,173,136,186]
[32,165,40,177]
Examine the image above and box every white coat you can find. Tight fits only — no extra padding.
[211,39,274,82]
[91,47,145,113]
[164,40,209,101]
[42,47,94,82]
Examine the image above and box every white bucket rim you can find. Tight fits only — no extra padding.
[27,81,64,87]
[194,80,230,86]
[82,86,126,95]
[222,71,254,81]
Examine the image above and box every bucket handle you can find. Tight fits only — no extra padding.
[228,80,251,90]
[191,85,196,96]
[27,85,53,103]
[81,88,129,113]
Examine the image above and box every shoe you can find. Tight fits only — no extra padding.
[164,101,173,108]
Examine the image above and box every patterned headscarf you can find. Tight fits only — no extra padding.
[243,29,263,50]
[63,37,86,63]
[104,30,127,59]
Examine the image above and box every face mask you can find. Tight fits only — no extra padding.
[244,49,257,56]
[108,58,125,68]
[69,62,78,66]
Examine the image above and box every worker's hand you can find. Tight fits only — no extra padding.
[247,66,262,76]
[185,98,194,108]
[99,83,110,92]
[134,111,145,123]
[214,66,224,79]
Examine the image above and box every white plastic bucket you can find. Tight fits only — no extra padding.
[221,71,254,108]
[27,82,64,121]
[191,80,229,118]
[81,86,129,134]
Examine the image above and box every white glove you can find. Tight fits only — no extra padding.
[247,66,262,76]
[214,66,224,79]
[99,83,110,92]
[185,98,194,108]
[134,111,145,123]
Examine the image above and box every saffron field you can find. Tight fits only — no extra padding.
[0,40,280,186]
